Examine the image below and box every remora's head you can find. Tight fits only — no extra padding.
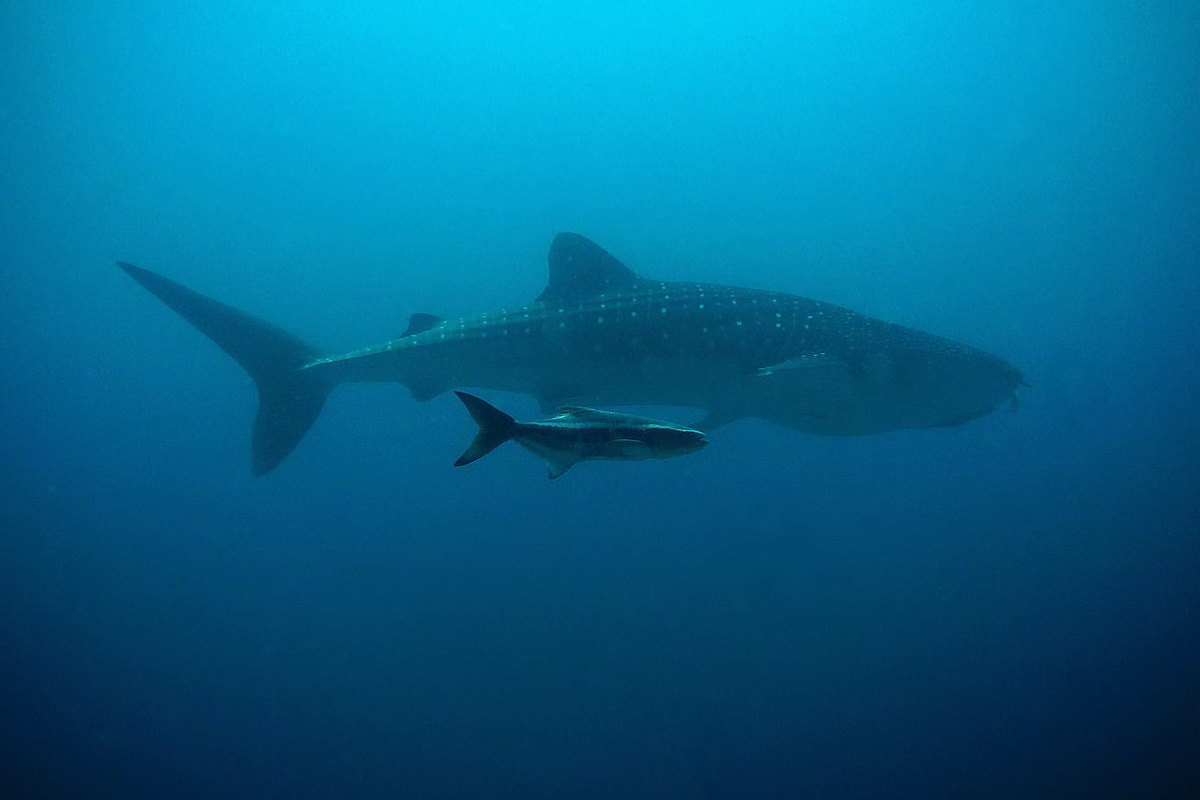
[638,425,709,459]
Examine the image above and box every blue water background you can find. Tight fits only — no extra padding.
[2,2,1197,797]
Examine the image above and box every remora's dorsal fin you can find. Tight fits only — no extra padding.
[536,233,645,304]
[555,406,630,423]
[402,313,443,337]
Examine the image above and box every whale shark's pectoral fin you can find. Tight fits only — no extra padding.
[406,378,450,402]
[694,408,744,431]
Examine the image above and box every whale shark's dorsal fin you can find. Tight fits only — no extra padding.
[537,233,646,304]
[401,312,443,338]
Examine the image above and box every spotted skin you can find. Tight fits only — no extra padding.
[118,233,1022,474]
[308,234,1022,436]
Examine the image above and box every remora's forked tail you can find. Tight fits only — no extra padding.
[453,392,517,466]
[117,262,332,475]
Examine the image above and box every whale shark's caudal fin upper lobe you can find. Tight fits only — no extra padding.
[117,262,333,475]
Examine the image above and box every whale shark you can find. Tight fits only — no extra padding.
[117,232,1022,475]
[453,391,708,479]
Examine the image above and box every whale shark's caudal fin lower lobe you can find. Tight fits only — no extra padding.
[453,391,517,467]
[117,262,332,475]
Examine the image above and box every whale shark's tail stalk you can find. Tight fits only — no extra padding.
[117,262,333,475]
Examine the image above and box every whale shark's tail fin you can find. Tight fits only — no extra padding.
[117,262,333,475]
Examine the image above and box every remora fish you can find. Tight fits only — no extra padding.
[117,232,1022,475]
[453,391,708,479]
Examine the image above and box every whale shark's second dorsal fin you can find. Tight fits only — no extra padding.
[536,233,646,304]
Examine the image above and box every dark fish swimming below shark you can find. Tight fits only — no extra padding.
[117,232,1023,475]
[453,391,708,479]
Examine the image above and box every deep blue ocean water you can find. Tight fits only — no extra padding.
[3,2,1198,798]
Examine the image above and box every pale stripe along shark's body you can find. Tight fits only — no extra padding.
[118,233,1022,474]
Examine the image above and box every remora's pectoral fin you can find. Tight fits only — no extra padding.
[597,439,654,461]
[544,455,579,480]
